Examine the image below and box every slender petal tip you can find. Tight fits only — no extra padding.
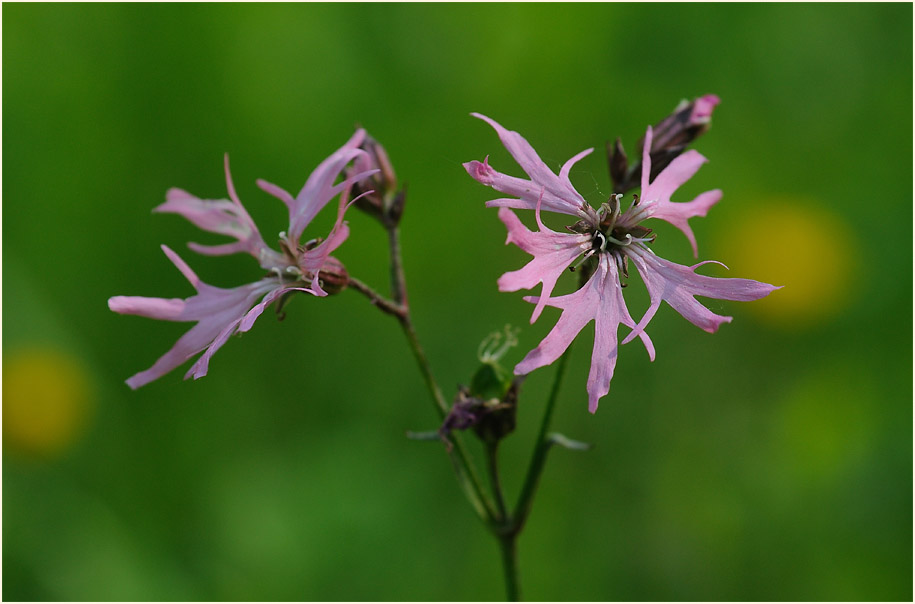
[463,159,494,185]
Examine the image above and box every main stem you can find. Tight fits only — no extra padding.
[486,441,518,600]
[483,347,573,601]
[499,531,521,602]
[352,215,575,599]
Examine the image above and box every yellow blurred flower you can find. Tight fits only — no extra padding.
[3,347,94,458]
[717,198,855,326]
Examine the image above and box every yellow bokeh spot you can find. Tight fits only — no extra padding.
[716,197,855,326]
[3,347,94,458]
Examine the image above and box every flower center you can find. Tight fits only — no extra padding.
[596,228,634,250]
[569,194,656,274]
[594,193,655,253]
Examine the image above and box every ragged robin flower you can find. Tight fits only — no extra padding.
[465,112,779,413]
[109,130,377,389]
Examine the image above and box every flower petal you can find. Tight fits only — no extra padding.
[114,247,283,388]
[466,114,598,222]
[629,129,722,256]
[625,245,780,338]
[286,129,375,243]
[645,150,708,204]
[185,284,305,381]
[496,207,590,322]
[255,178,296,209]
[298,200,351,276]
[585,257,654,412]
[514,255,652,412]
[464,159,589,218]
[154,157,273,262]
[238,286,308,333]
[650,188,722,257]
[127,321,224,389]
[108,296,185,321]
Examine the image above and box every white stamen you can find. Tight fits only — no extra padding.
[610,194,623,219]
[606,233,633,246]
[595,231,608,251]
[569,248,596,272]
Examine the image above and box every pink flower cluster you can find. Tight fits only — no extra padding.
[465,111,778,413]
[109,131,376,389]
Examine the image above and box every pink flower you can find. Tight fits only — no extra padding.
[467,114,779,413]
[109,130,376,389]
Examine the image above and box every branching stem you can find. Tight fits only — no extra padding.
[349,198,575,601]
[349,219,498,525]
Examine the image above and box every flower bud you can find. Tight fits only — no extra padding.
[611,94,720,194]
[347,132,404,226]
[439,381,520,446]
[471,379,519,444]
[648,94,720,153]
[315,256,349,295]
[438,326,522,444]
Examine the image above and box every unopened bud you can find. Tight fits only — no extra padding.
[347,132,404,226]
[439,380,521,446]
[649,94,720,151]
[611,94,720,194]
[438,329,523,445]
[472,379,519,444]
[315,256,349,295]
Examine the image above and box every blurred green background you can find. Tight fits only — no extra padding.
[3,3,912,601]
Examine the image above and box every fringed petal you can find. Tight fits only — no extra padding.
[625,246,780,338]
[466,113,599,223]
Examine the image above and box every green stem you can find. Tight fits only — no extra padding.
[485,442,508,522]
[382,224,448,417]
[397,311,448,417]
[398,310,500,522]
[499,532,521,602]
[387,224,497,522]
[513,345,572,531]
[387,225,408,308]
[486,441,518,600]
[347,276,407,319]
[484,349,572,602]
[349,222,498,525]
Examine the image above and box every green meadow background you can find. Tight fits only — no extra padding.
[3,3,912,601]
